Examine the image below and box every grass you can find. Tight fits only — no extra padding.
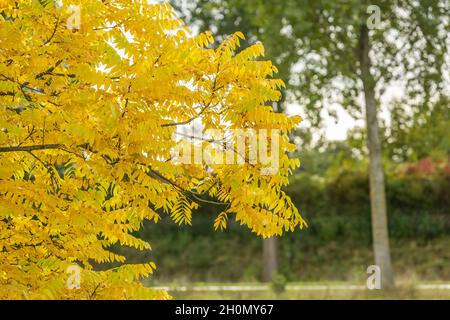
[162,282,450,300]
[140,238,450,300]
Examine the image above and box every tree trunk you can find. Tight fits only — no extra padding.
[260,94,284,283]
[358,25,395,289]
[262,237,278,282]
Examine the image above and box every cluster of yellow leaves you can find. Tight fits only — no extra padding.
[0,0,305,299]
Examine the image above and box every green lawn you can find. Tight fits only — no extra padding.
[153,282,450,300]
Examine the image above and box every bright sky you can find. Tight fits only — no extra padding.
[286,82,406,141]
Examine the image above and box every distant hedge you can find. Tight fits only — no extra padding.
[119,160,449,282]
[288,160,449,219]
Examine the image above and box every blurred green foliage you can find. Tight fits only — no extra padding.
[347,96,450,162]
[271,273,287,294]
[177,0,449,126]
[116,156,449,283]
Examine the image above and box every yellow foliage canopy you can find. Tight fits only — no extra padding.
[0,1,305,299]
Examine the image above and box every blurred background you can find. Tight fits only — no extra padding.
[119,0,449,299]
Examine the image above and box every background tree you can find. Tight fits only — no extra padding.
[180,0,450,288]
[0,0,304,299]
[384,96,449,162]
